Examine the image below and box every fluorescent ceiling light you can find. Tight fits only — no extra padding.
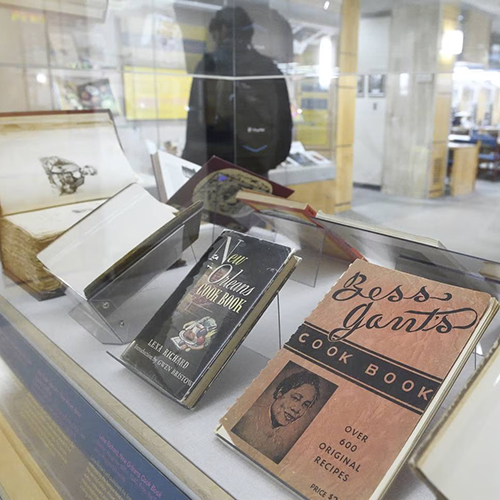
[319,36,333,89]
[36,73,47,84]
[441,30,464,56]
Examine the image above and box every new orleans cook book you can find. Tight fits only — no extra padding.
[216,259,498,500]
[120,230,300,408]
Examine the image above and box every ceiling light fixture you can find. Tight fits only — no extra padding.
[441,30,464,56]
[319,36,333,89]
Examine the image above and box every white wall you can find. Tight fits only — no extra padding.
[352,16,390,186]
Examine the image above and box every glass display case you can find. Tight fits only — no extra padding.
[0,0,347,211]
[2,1,500,499]
[1,214,500,499]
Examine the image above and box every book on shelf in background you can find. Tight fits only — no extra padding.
[46,15,118,69]
[120,11,187,70]
[280,141,331,168]
[48,29,80,68]
[54,78,121,115]
[77,79,121,115]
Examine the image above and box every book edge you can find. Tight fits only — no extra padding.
[151,152,168,204]
[371,296,500,499]
[410,296,500,498]
[315,212,444,249]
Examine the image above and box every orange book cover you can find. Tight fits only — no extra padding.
[217,260,495,500]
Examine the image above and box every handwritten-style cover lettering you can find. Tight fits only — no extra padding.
[218,260,492,499]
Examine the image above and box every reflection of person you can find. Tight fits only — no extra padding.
[183,6,292,177]
[232,370,320,463]
[40,156,97,195]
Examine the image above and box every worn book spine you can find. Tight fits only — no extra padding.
[120,230,294,407]
[217,259,492,500]
[0,218,64,300]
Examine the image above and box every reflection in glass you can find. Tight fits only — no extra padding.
[182,6,292,176]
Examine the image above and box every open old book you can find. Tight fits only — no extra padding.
[37,184,202,303]
[0,110,138,299]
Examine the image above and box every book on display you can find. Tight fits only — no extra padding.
[216,259,498,500]
[168,156,294,231]
[0,110,137,299]
[236,190,364,262]
[119,230,300,408]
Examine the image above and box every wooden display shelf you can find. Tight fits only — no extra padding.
[448,142,479,197]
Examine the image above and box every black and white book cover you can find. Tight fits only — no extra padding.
[120,230,296,407]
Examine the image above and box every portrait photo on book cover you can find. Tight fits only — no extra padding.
[232,361,338,464]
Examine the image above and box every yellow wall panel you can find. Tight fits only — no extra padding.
[124,67,192,120]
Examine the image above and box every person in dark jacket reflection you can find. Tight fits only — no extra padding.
[182,6,292,177]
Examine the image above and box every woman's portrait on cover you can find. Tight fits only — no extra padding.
[232,361,337,463]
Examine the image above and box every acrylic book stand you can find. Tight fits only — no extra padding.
[69,203,204,345]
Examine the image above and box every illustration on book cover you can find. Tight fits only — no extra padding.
[171,317,218,351]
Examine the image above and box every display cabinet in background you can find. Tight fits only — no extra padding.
[0,0,359,213]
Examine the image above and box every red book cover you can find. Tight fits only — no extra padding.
[168,156,293,231]
[236,190,365,262]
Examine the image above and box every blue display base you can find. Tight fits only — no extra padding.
[0,313,190,500]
